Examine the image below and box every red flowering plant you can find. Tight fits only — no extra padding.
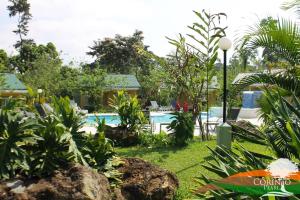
[183,101,188,112]
[175,101,181,111]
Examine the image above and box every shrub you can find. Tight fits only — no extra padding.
[109,90,147,133]
[195,92,300,198]
[139,131,170,148]
[31,115,72,176]
[84,117,115,168]
[168,111,194,146]
[0,109,39,179]
[0,96,115,179]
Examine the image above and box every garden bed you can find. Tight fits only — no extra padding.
[116,139,269,199]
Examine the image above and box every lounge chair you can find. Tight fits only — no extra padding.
[149,101,159,111]
[34,103,47,117]
[237,108,263,126]
[70,100,88,114]
[158,105,173,111]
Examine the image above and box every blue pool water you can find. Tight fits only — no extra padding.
[85,112,211,125]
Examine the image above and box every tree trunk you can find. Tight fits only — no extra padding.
[192,104,205,141]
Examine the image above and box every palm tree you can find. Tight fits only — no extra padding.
[281,0,300,17]
[232,15,300,95]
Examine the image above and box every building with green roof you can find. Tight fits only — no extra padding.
[0,73,27,98]
[75,74,141,109]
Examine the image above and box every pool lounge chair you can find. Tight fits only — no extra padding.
[159,105,173,111]
[70,100,88,114]
[237,108,263,126]
[149,101,159,111]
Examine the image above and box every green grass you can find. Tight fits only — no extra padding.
[116,139,269,199]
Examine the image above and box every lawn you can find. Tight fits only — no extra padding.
[116,139,270,199]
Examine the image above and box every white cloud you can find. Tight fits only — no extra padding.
[0,0,297,64]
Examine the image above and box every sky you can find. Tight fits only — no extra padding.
[0,0,296,64]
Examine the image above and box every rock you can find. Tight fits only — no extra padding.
[6,180,25,194]
[1,165,111,200]
[105,126,139,146]
[117,158,179,200]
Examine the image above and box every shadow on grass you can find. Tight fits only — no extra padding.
[116,145,190,163]
[175,154,214,175]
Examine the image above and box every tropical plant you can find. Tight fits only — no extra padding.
[0,109,38,179]
[84,117,114,168]
[281,0,300,17]
[84,132,114,168]
[139,10,226,140]
[0,96,115,179]
[139,131,171,148]
[242,17,300,66]
[168,111,194,147]
[195,92,300,199]
[232,68,300,97]
[30,114,70,176]
[109,90,147,132]
[51,96,87,166]
[103,156,124,187]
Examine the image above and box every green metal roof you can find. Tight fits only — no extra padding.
[0,73,27,91]
[105,74,141,90]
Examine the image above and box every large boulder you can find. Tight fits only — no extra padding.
[0,165,111,200]
[116,158,179,200]
[105,126,139,146]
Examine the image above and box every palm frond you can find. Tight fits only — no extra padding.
[243,18,300,65]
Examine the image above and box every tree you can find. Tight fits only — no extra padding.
[281,0,300,17]
[233,44,258,71]
[78,68,107,111]
[139,65,175,106]
[0,50,9,72]
[21,55,62,97]
[87,30,154,75]
[7,0,32,48]
[9,42,61,74]
[187,10,227,139]
[140,10,226,140]
[243,17,300,66]
[57,66,81,98]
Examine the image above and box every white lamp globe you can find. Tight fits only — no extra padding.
[37,89,43,94]
[218,37,232,51]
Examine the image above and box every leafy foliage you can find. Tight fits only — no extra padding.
[31,115,70,176]
[0,109,38,179]
[168,112,194,146]
[52,96,87,165]
[7,0,32,48]
[0,97,114,179]
[195,92,300,199]
[87,30,154,75]
[232,69,300,97]
[85,117,114,168]
[109,90,147,132]
[140,10,226,139]
[242,17,300,66]
[139,131,171,148]
[103,156,124,187]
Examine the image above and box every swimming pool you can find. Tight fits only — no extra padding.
[85,112,210,125]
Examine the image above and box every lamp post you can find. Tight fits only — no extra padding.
[216,37,232,149]
[218,37,232,122]
[37,89,43,103]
